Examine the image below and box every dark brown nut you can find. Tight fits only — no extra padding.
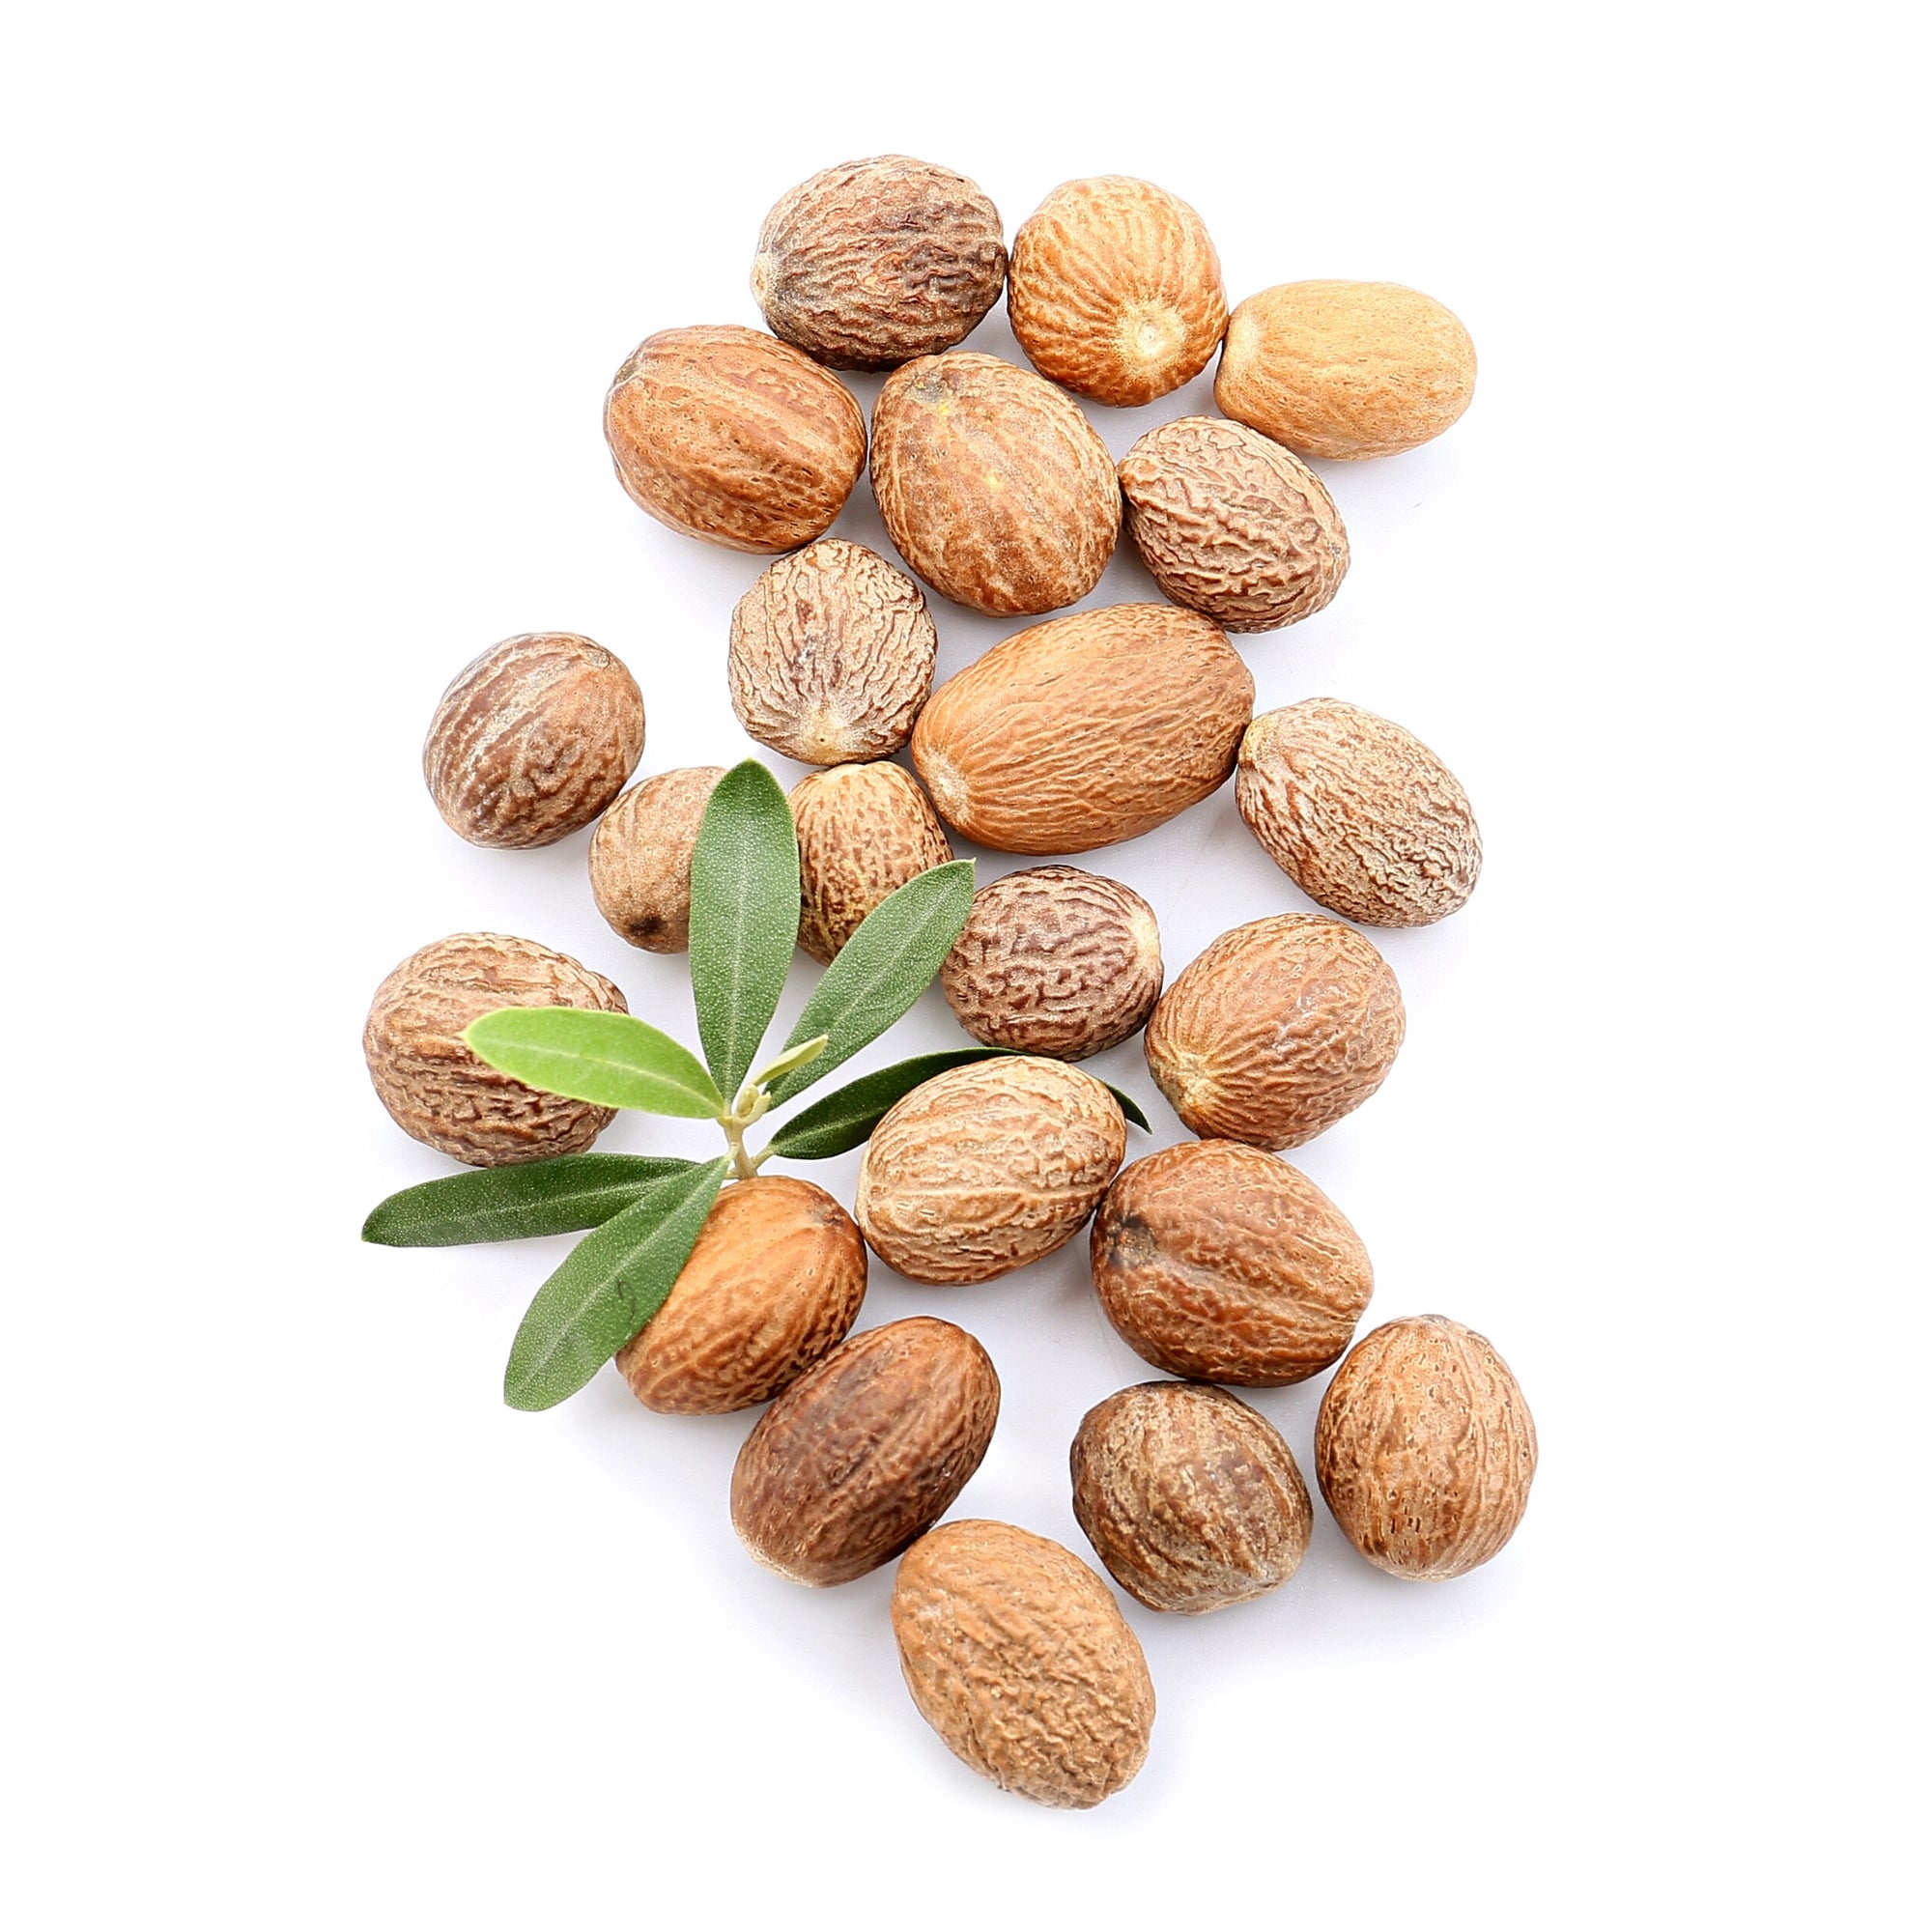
[727,540,937,766]
[1236,698,1481,925]
[1090,1140,1372,1384]
[422,634,644,850]
[870,352,1120,616]
[1119,417,1349,633]
[1145,914,1404,1150]
[730,1317,999,1587]
[1070,1382,1313,1611]
[789,762,952,964]
[363,933,626,1166]
[940,866,1162,1061]
[1008,176,1227,407]
[892,1519,1154,1809]
[615,1176,866,1414]
[751,156,1007,371]
[1316,1315,1538,1580]
[603,325,866,553]
[587,766,726,953]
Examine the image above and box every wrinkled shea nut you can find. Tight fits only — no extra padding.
[1090,1140,1372,1383]
[363,933,627,1166]
[752,156,1008,371]
[728,540,937,766]
[587,766,726,953]
[790,762,952,964]
[892,1519,1154,1809]
[1316,1315,1537,1581]
[1070,1382,1313,1612]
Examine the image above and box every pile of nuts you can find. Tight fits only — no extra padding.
[365,156,1535,1809]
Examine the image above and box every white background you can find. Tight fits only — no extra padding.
[5,5,1923,1926]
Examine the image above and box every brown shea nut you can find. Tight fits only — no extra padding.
[1316,1315,1538,1581]
[730,1317,999,1586]
[615,1177,866,1414]
[892,1520,1154,1809]
[1091,1140,1373,1384]
[752,156,1007,371]
[1070,1382,1313,1612]
[1008,176,1227,407]
[727,540,937,767]
[1146,914,1404,1150]
[363,933,626,1166]
[423,634,644,849]
[856,1058,1126,1285]
[790,762,952,964]
[1216,281,1477,461]
[603,325,866,553]
[1237,698,1482,925]
[1120,417,1350,633]
[587,766,726,953]
[940,867,1162,1061]
[911,604,1253,856]
[870,353,1120,616]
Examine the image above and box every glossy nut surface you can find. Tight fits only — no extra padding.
[588,766,726,953]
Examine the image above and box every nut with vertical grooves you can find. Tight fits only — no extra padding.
[790,761,952,964]
[588,766,726,953]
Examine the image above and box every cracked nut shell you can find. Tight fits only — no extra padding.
[588,765,726,952]
[790,761,952,964]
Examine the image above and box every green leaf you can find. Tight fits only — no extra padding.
[464,1009,723,1118]
[748,1033,827,1091]
[688,760,801,1101]
[767,860,977,1104]
[1101,1082,1152,1132]
[361,1155,697,1247]
[503,1157,729,1411]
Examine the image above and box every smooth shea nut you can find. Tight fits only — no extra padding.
[588,766,726,953]
[790,762,952,964]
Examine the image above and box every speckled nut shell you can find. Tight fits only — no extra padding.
[790,762,952,964]
[1216,281,1477,461]
[892,1519,1154,1809]
[1119,417,1349,633]
[730,1317,999,1587]
[1090,1140,1373,1383]
[752,156,1008,372]
[363,933,627,1166]
[940,867,1162,1061]
[603,325,866,553]
[1236,698,1481,925]
[1008,176,1227,407]
[1070,1382,1313,1611]
[1145,914,1404,1150]
[587,766,725,953]
[869,353,1120,616]
[1316,1315,1537,1581]
[727,540,937,766]
[856,1058,1127,1285]
[422,634,644,849]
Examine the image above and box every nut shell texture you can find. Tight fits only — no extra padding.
[1146,914,1404,1150]
[1316,1316,1537,1581]
[588,766,726,952]
[604,325,866,553]
[790,762,952,964]
[892,1519,1154,1809]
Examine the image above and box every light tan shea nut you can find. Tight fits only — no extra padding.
[1119,417,1350,633]
[911,604,1254,856]
[892,1519,1154,1809]
[727,540,937,766]
[1237,698,1481,926]
[1146,914,1404,1150]
[1090,1140,1372,1383]
[870,352,1120,616]
[1008,176,1227,407]
[363,933,626,1166]
[603,325,866,553]
[752,156,1008,371]
[1316,1315,1538,1581]
[940,867,1162,1061]
[856,1058,1126,1285]
[615,1177,867,1415]
[1216,280,1477,461]
[730,1317,999,1587]
[422,634,644,850]
[1070,1382,1313,1612]
[790,762,952,964]
[587,765,726,953]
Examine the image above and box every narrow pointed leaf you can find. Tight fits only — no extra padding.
[465,1009,723,1117]
[361,1154,696,1247]
[748,1033,827,1091]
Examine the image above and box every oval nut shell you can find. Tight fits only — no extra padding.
[789,762,952,964]
[588,765,726,953]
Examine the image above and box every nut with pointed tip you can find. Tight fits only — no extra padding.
[789,762,952,964]
[588,765,726,953]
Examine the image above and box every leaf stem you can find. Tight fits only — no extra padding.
[720,1083,773,1181]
